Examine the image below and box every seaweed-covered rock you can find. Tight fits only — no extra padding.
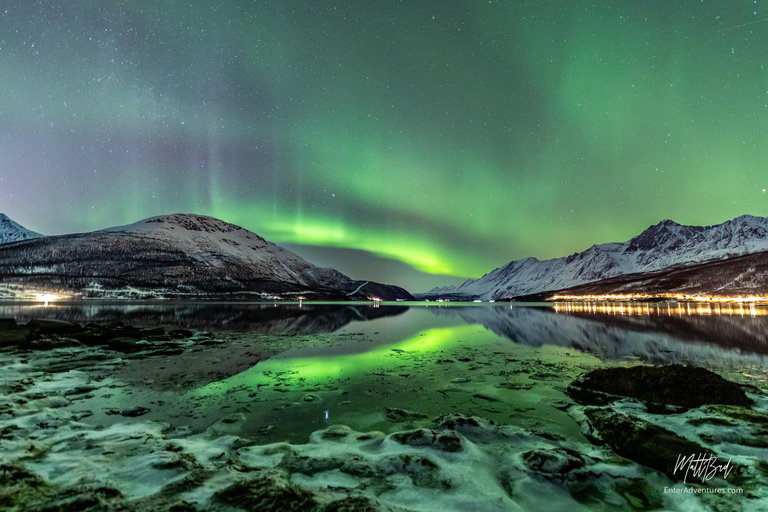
[567,365,753,411]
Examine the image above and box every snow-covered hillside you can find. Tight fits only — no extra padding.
[0,214,43,245]
[450,215,768,299]
[0,214,413,300]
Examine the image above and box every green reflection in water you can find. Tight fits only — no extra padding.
[198,325,476,395]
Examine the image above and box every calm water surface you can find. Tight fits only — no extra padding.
[2,301,767,443]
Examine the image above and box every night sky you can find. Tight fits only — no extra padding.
[2,1,768,290]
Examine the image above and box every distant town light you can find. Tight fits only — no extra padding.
[34,293,60,307]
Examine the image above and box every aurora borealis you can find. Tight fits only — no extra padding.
[2,1,768,290]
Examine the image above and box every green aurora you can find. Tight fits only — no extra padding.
[2,1,768,288]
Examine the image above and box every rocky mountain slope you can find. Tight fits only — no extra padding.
[515,248,768,301]
[431,215,768,300]
[0,214,414,300]
[0,214,43,245]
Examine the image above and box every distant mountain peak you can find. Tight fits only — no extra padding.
[0,213,414,301]
[449,214,768,300]
[111,213,247,234]
[0,214,43,245]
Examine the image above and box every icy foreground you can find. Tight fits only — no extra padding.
[442,215,768,299]
[1,319,767,511]
[2,355,752,512]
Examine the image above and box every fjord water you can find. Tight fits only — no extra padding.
[2,301,767,443]
[4,301,768,510]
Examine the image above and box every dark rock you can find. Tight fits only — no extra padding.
[0,320,30,347]
[70,330,110,346]
[198,339,225,345]
[567,364,753,411]
[391,428,463,452]
[24,335,83,350]
[584,408,712,480]
[472,393,501,402]
[325,496,389,512]
[118,406,150,417]
[169,329,194,339]
[107,337,151,353]
[27,319,83,337]
[522,448,585,476]
[146,334,173,342]
[320,425,354,440]
[385,407,428,422]
[214,473,320,512]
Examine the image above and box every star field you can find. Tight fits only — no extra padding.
[1,1,768,289]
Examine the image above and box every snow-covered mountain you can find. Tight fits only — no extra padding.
[0,214,413,300]
[0,214,43,245]
[441,215,768,300]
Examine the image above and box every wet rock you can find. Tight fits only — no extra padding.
[107,337,151,353]
[450,377,470,384]
[303,394,319,402]
[0,319,30,347]
[472,393,500,402]
[24,335,83,350]
[169,329,194,339]
[390,428,463,452]
[197,338,225,345]
[324,495,390,511]
[385,407,428,422]
[71,330,110,346]
[521,448,585,476]
[567,364,753,411]
[214,472,320,512]
[583,408,712,480]
[105,326,144,340]
[64,386,99,397]
[320,425,355,440]
[28,319,83,337]
[496,382,532,391]
[146,334,174,342]
[117,406,150,417]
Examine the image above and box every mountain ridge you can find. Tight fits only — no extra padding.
[426,215,768,299]
[0,214,43,245]
[0,213,414,301]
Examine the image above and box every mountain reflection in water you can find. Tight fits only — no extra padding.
[0,302,408,333]
[1,301,767,366]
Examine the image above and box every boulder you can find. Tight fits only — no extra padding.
[583,408,713,481]
[567,364,753,411]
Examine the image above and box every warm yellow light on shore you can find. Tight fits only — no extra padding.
[552,296,768,317]
[33,293,60,307]
[548,293,768,304]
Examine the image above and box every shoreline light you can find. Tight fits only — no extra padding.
[547,293,768,304]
